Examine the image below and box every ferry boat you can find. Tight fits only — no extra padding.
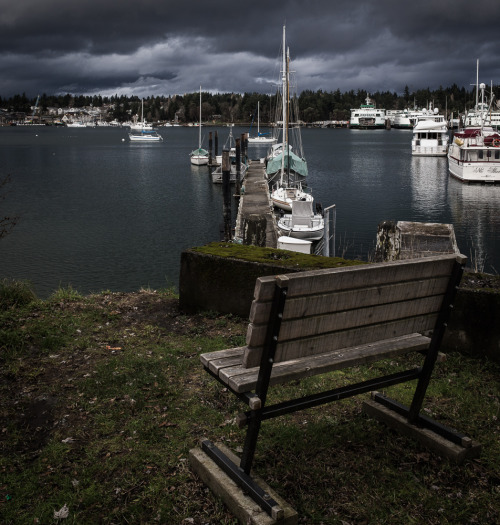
[349,96,386,129]
[411,108,449,156]
[393,108,426,129]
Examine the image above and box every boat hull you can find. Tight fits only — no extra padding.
[190,156,209,166]
[447,155,500,182]
[128,133,162,142]
[277,214,324,241]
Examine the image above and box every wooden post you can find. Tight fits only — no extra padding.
[214,131,219,163]
[208,132,213,165]
[222,149,232,241]
[235,138,241,197]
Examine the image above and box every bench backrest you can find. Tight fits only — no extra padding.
[243,254,464,368]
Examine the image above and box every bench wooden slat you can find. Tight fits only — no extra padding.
[243,314,437,367]
[253,255,456,302]
[211,334,431,393]
[249,277,450,324]
[200,347,246,375]
[247,295,443,348]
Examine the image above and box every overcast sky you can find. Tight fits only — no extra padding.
[1,0,500,99]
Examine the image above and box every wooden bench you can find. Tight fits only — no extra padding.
[198,254,468,519]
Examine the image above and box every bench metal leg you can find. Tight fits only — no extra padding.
[408,259,464,424]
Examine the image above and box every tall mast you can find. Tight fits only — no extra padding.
[257,101,260,136]
[476,59,479,109]
[280,25,286,184]
[198,86,202,149]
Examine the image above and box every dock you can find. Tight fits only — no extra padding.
[234,161,278,248]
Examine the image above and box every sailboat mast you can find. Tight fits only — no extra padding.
[286,47,291,186]
[257,101,260,136]
[280,25,286,184]
[198,86,202,149]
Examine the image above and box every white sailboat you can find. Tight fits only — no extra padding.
[190,86,209,165]
[269,25,314,213]
[248,101,277,145]
[128,99,162,142]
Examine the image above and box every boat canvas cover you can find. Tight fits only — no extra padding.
[291,199,314,226]
[266,150,308,178]
[414,120,447,131]
[190,148,208,156]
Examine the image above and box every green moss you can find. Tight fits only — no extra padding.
[190,242,365,270]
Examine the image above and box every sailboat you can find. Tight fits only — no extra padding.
[269,26,314,213]
[248,101,277,145]
[190,86,209,165]
[128,99,162,142]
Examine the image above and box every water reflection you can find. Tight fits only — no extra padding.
[447,179,500,273]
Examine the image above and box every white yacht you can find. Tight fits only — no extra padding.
[349,96,386,129]
[411,108,449,156]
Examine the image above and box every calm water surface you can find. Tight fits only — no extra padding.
[1,125,499,297]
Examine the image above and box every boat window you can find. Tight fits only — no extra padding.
[478,150,483,159]
[496,151,500,160]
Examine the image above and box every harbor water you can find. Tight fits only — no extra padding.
[1,125,499,298]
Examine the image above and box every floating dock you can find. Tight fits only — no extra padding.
[234,161,278,248]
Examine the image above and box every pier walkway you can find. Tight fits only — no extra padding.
[234,161,278,248]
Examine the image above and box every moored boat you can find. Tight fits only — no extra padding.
[411,108,449,157]
[190,86,209,166]
[447,76,500,182]
[277,200,324,241]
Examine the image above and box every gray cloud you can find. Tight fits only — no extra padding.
[1,0,499,98]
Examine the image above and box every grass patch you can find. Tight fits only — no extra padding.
[0,278,37,309]
[192,241,365,270]
[0,288,499,524]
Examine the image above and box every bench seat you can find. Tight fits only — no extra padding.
[201,332,431,393]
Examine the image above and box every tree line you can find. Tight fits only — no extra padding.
[1,84,497,124]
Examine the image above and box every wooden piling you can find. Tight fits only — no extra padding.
[208,132,213,165]
[235,138,241,197]
[222,149,232,241]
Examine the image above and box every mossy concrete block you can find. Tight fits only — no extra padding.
[179,250,301,317]
[443,286,500,362]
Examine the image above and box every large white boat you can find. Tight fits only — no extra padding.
[447,76,500,182]
[393,108,427,129]
[349,96,386,129]
[190,86,209,166]
[411,108,449,156]
[248,101,277,145]
[447,128,500,182]
[268,26,314,212]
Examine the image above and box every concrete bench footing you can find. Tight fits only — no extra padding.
[362,399,481,464]
[189,442,298,524]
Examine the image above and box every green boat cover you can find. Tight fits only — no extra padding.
[266,150,308,178]
[190,148,209,156]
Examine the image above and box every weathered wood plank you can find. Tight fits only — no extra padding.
[200,347,245,374]
[223,334,431,393]
[247,295,443,347]
[273,256,455,298]
[243,314,437,367]
[249,277,450,324]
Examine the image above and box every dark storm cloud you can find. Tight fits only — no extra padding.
[1,0,500,97]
